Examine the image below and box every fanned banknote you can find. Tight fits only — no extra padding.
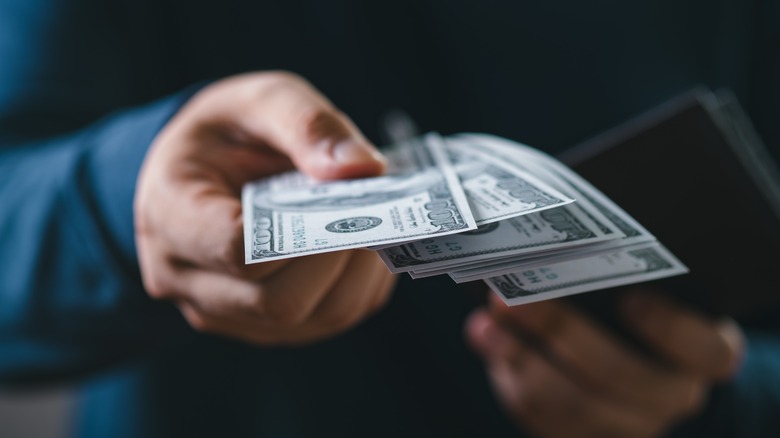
[437,134,659,282]
[380,136,625,275]
[379,207,614,274]
[485,243,688,306]
[446,134,685,303]
[242,133,476,263]
[444,140,573,225]
[241,131,687,305]
[457,134,653,245]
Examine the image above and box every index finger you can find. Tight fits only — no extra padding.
[205,72,386,180]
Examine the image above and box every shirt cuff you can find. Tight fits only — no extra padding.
[84,84,205,267]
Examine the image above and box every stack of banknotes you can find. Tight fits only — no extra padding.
[242,133,687,306]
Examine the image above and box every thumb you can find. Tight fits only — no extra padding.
[237,72,386,180]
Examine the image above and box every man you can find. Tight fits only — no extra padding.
[0,1,776,436]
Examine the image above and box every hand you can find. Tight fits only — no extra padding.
[134,71,396,346]
[466,290,745,438]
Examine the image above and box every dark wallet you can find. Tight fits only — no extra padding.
[557,88,780,323]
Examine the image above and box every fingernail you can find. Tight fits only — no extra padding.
[332,139,385,166]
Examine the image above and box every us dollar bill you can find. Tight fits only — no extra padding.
[443,140,573,224]
[432,135,682,287]
[434,134,660,282]
[446,240,652,283]
[415,231,640,281]
[379,204,614,274]
[381,134,652,277]
[456,133,652,245]
[242,133,476,263]
[485,242,688,306]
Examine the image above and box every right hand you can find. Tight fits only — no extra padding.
[466,292,744,437]
[134,72,397,346]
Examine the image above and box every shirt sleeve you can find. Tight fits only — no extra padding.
[667,330,780,438]
[0,90,208,385]
[726,331,780,437]
[0,0,198,384]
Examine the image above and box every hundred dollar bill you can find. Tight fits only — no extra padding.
[367,135,574,252]
[385,136,636,276]
[379,204,613,274]
[444,140,573,224]
[457,133,652,245]
[485,242,688,306]
[437,134,659,281]
[414,230,640,281]
[446,240,652,282]
[417,134,667,283]
[242,133,477,263]
[446,213,658,282]
[444,188,659,282]
[453,135,624,236]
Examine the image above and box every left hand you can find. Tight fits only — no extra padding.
[466,290,745,438]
